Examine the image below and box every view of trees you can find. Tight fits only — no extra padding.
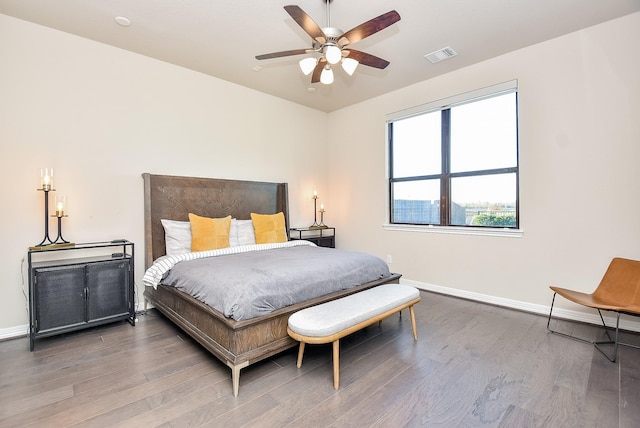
[471,212,516,227]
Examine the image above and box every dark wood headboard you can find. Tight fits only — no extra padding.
[142,173,289,269]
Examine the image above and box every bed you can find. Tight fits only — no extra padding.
[141,173,401,396]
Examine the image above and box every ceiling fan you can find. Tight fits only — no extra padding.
[255,1,401,85]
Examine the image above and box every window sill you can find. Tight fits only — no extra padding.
[382,223,523,238]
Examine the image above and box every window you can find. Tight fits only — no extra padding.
[388,81,519,229]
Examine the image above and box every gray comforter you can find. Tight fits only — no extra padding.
[161,245,391,321]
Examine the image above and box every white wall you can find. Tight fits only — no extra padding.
[0,14,328,333]
[326,13,640,320]
[2,12,639,336]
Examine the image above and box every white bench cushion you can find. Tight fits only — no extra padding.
[288,284,419,337]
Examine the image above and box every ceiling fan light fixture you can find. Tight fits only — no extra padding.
[325,45,342,65]
[341,57,359,76]
[320,66,334,85]
[299,57,318,75]
[256,4,401,86]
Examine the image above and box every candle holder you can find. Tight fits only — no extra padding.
[31,170,74,250]
[33,186,56,248]
[317,206,328,228]
[309,191,321,229]
[52,195,73,247]
[51,215,72,245]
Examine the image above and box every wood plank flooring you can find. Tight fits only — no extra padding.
[1,290,639,427]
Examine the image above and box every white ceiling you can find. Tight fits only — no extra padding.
[2,0,639,112]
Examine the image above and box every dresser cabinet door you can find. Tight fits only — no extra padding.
[86,259,130,322]
[34,265,86,333]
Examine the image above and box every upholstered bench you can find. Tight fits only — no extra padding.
[287,283,420,389]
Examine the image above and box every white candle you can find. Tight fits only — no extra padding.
[320,203,325,212]
[313,189,318,199]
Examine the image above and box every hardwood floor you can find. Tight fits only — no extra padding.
[1,290,639,427]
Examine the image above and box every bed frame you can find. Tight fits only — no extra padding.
[141,173,401,396]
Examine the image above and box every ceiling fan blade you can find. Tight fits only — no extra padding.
[344,49,390,69]
[284,5,327,44]
[310,59,326,83]
[339,10,401,47]
[255,49,309,60]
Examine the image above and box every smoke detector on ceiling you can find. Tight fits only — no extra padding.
[424,47,458,64]
[114,16,132,27]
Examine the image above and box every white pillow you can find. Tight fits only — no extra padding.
[229,219,239,247]
[161,219,191,256]
[235,219,256,245]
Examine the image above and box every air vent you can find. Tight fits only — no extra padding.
[424,47,458,64]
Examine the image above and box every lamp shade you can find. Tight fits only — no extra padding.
[299,57,317,75]
[325,45,342,65]
[320,66,334,84]
[341,58,359,76]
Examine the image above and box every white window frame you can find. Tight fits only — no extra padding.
[384,80,523,238]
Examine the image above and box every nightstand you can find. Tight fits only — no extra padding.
[289,227,335,248]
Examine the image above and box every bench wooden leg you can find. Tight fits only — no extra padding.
[297,342,306,368]
[409,305,418,340]
[333,339,340,390]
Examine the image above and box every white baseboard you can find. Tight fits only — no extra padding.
[402,278,640,333]
[0,301,154,342]
[0,318,152,342]
[0,324,28,341]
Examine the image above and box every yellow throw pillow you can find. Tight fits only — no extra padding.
[188,213,231,252]
[251,212,287,244]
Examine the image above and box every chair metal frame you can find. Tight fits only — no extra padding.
[546,257,640,363]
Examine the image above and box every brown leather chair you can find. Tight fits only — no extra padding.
[547,257,640,362]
